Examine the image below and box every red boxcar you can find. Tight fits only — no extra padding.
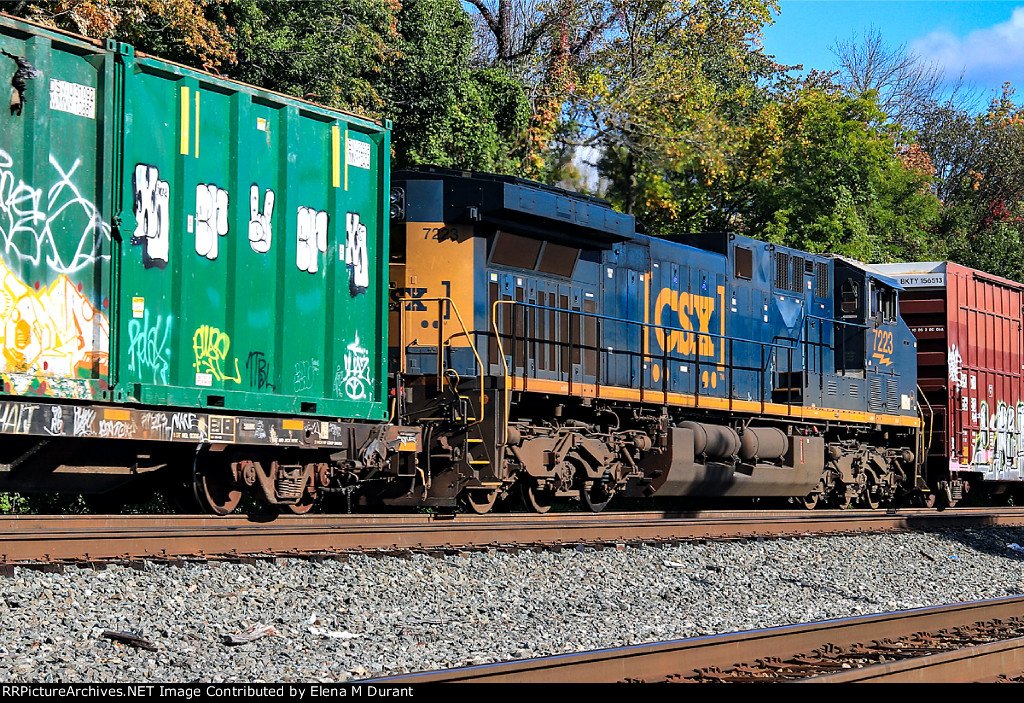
[875,262,1024,497]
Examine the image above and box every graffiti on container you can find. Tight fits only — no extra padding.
[343,212,369,295]
[971,399,1024,477]
[296,207,328,274]
[0,256,110,379]
[73,406,96,436]
[294,358,320,393]
[0,401,37,433]
[99,419,136,438]
[248,185,275,254]
[948,344,966,390]
[171,411,206,441]
[195,183,229,260]
[127,312,172,385]
[0,149,110,275]
[246,351,274,391]
[337,332,371,400]
[192,325,241,384]
[141,411,172,441]
[46,405,63,435]
[131,164,170,269]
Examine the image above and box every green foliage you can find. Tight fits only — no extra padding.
[16,0,236,69]
[917,85,1024,280]
[741,88,941,262]
[579,0,782,218]
[224,0,401,114]
[0,492,27,514]
[384,0,529,173]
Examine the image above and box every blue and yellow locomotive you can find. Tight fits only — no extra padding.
[386,167,922,512]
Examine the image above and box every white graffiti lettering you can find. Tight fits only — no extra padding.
[172,412,197,433]
[99,419,136,438]
[131,164,170,268]
[195,183,229,260]
[296,207,328,273]
[971,399,1024,480]
[141,411,172,440]
[73,406,95,436]
[0,149,110,275]
[0,402,36,433]
[340,332,371,400]
[948,344,966,390]
[47,405,63,435]
[343,212,368,295]
[248,184,274,254]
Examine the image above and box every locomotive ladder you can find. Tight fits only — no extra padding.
[397,296,499,486]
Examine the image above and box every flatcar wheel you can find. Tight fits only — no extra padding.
[284,494,316,515]
[580,482,614,513]
[922,492,937,509]
[193,453,241,516]
[463,489,499,515]
[521,479,554,514]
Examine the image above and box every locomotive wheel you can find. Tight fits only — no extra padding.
[193,451,241,516]
[463,489,499,515]
[858,476,881,510]
[835,486,854,510]
[521,478,555,514]
[922,492,938,509]
[801,479,825,510]
[580,481,614,513]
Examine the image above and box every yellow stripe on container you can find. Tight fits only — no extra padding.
[332,125,341,188]
[194,90,200,158]
[180,86,190,155]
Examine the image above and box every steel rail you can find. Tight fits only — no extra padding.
[0,507,1023,562]
[368,596,1024,683]
[804,637,1024,683]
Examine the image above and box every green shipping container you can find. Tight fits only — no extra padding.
[0,15,390,421]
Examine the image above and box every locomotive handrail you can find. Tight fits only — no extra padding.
[492,299,810,354]
[489,299,829,445]
[395,295,487,429]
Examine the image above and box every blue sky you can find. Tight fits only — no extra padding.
[761,1,1024,105]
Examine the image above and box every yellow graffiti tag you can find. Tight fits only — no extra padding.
[653,286,721,358]
[0,257,109,378]
[192,325,241,383]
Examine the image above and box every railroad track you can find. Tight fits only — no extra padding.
[370,596,1024,683]
[1,507,1023,564]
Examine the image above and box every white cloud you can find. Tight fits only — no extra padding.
[911,6,1024,88]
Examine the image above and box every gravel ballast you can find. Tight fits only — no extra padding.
[3,527,1024,682]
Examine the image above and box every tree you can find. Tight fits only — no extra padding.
[575,0,781,222]
[12,0,235,70]
[829,27,977,129]
[740,87,941,262]
[935,86,1024,279]
[383,0,529,173]
[224,0,401,115]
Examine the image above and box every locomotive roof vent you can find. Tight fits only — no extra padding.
[392,166,636,250]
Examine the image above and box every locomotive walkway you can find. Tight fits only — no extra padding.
[2,507,1024,564]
